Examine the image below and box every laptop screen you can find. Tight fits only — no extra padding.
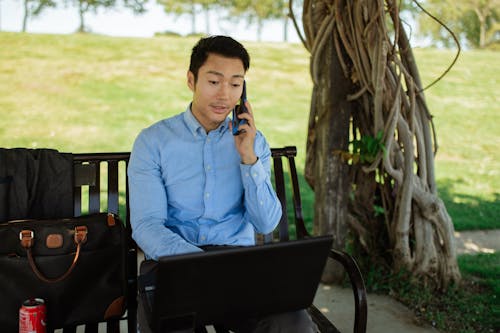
[141,235,333,332]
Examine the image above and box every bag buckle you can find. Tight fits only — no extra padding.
[74,226,88,244]
[19,230,34,240]
[19,230,34,248]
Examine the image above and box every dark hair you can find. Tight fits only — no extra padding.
[189,35,250,81]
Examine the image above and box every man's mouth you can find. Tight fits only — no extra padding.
[211,105,229,114]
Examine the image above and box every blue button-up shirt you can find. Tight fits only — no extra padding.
[128,107,282,259]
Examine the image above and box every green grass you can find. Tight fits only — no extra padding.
[1,32,498,231]
[415,48,500,230]
[361,252,499,333]
[399,253,500,333]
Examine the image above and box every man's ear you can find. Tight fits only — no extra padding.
[187,71,195,92]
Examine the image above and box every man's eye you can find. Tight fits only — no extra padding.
[232,83,241,88]
[209,81,219,85]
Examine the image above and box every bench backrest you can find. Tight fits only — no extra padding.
[266,146,309,242]
[72,152,136,333]
[72,147,310,243]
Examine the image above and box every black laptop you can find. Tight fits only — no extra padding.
[139,235,333,332]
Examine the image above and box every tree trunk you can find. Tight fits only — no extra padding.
[78,1,86,33]
[190,2,196,34]
[306,33,353,284]
[474,8,486,48]
[204,6,210,35]
[256,18,263,42]
[22,0,29,32]
[296,0,461,289]
[283,16,289,42]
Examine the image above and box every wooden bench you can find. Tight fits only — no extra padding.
[71,146,367,333]
[72,152,137,333]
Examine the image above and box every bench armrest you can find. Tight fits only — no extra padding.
[328,249,367,333]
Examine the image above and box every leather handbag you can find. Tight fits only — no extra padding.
[0,212,127,332]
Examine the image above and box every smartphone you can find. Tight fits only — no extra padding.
[232,81,248,135]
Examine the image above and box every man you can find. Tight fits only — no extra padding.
[128,35,316,332]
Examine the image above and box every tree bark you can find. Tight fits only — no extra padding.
[283,16,289,42]
[204,6,209,35]
[296,0,461,289]
[22,0,29,32]
[190,1,196,34]
[78,2,86,33]
[307,32,353,283]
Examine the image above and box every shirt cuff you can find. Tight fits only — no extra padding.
[240,158,266,187]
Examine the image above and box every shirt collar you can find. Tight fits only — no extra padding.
[184,104,230,137]
[183,105,202,137]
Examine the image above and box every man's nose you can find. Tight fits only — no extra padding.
[217,83,230,99]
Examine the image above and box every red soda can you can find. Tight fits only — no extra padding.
[19,298,47,333]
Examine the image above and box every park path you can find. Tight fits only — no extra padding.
[313,229,500,333]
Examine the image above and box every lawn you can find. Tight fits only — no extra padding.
[1,32,498,231]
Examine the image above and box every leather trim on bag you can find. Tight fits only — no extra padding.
[104,296,125,319]
[46,234,63,249]
[107,213,116,227]
[74,225,88,244]
[20,230,34,248]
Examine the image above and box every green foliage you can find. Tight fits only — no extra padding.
[157,0,220,34]
[350,130,386,164]
[225,0,287,40]
[332,131,387,166]
[154,30,182,37]
[158,0,217,16]
[416,0,499,48]
[65,0,147,32]
[458,253,500,294]
[228,0,286,20]
[23,0,56,16]
[19,0,57,32]
[156,0,289,38]
[373,204,385,217]
[360,252,500,333]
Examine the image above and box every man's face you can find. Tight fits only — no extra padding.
[187,53,245,132]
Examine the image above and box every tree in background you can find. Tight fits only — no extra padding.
[285,0,304,42]
[68,0,147,33]
[415,0,499,48]
[19,0,56,32]
[226,0,286,41]
[158,0,219,35]
[292,0,461,289]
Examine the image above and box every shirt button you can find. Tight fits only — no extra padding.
[205,192,210,198]
[207,165,211,171]
[201,236,206,241]
[245,173,250,177]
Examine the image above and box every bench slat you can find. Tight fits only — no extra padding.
[107,160,119,215]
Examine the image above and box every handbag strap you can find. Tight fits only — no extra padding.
[20,226,88,283]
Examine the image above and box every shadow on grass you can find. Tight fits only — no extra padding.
[437,178,500,231]
[292,171,500,233]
